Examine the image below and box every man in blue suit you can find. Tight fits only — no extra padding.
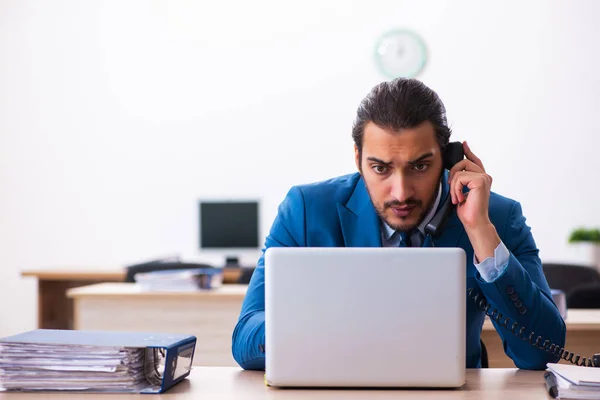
[232,78,566,370]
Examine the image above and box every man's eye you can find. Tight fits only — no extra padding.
[413,164,428,172]
[372,165,389,174]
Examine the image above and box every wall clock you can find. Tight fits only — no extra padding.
[374,29,427,79]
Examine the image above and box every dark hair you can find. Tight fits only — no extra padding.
[352,78,451,159]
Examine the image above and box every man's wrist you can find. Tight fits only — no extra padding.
[465,222,501,263]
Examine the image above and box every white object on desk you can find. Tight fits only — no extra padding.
[134,268,224,291]
[547,363,600,386]
[265,247,467,388]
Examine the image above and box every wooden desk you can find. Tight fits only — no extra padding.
[67,283,248,367]
[481,309,600,367]
[21,270,125,330]
[22,268,244,330]
[0,367,549,399]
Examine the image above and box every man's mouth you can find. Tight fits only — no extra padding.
[390,205,417,218]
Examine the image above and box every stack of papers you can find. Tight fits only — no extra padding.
[134,268,223,291]
[0,343,148,391]
[0,329,196,393]
[545,363,600,399]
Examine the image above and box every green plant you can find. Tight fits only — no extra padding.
[568,228,600,243]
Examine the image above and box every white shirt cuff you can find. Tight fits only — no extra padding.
[473,241,510,283]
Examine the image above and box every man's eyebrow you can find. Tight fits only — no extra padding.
[366,157,392,165]
[407,152,434,165]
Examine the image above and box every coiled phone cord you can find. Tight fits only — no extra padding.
[468,287,600,367]
[426,233,600,367]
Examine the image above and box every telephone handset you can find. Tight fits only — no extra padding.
[424,141,464,238]
[425,141,600,367]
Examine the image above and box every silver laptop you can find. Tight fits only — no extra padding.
[264,247,466,388]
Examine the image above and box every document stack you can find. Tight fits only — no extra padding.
[134,267,223,291]
[0,329,196,393]
[545,363,600,399]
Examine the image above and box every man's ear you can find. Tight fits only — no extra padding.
[354,145,362,175]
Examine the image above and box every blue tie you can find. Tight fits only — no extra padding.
[398,232,407,247]
[410,229,424,247]
[400,230,424,247]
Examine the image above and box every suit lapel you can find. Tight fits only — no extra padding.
[337,176,382,247]
[432,212,466,247]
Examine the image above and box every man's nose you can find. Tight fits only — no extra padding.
[390,173,414,203]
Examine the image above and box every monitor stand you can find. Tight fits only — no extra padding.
[225,256,240,267]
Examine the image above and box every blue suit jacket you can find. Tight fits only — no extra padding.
[232,172,566,370]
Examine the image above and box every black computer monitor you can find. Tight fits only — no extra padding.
[198,200,259,266]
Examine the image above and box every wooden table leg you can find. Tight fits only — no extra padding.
[38,280,112,329]
[38,280,72,329]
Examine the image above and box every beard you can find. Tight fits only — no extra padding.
[365,182,439,233]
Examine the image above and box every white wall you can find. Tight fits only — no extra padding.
[1,0,600,337]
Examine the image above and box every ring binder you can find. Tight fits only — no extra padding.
[0,329,196,393]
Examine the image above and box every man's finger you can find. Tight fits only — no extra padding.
[451,171,487,204]
[451,170,470,204]
[455,174,464,204]
[463,141,485,172]
[453,171,491,193]
[448,159,483,184]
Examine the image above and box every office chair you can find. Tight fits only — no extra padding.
[480,339,489,368]
[567,283,600,308]
[125,261,216,283]
[237,267,256,284]
[542,263,600,294]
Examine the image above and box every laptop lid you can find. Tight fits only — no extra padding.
[264,247,466,388]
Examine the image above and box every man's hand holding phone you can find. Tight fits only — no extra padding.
[448,141,500,262]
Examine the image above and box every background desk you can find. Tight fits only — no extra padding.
[22,268,244,330]
[0,367,548,399]
[67,283,247,366]
[482,309,600,367]
[21,270,125,330]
